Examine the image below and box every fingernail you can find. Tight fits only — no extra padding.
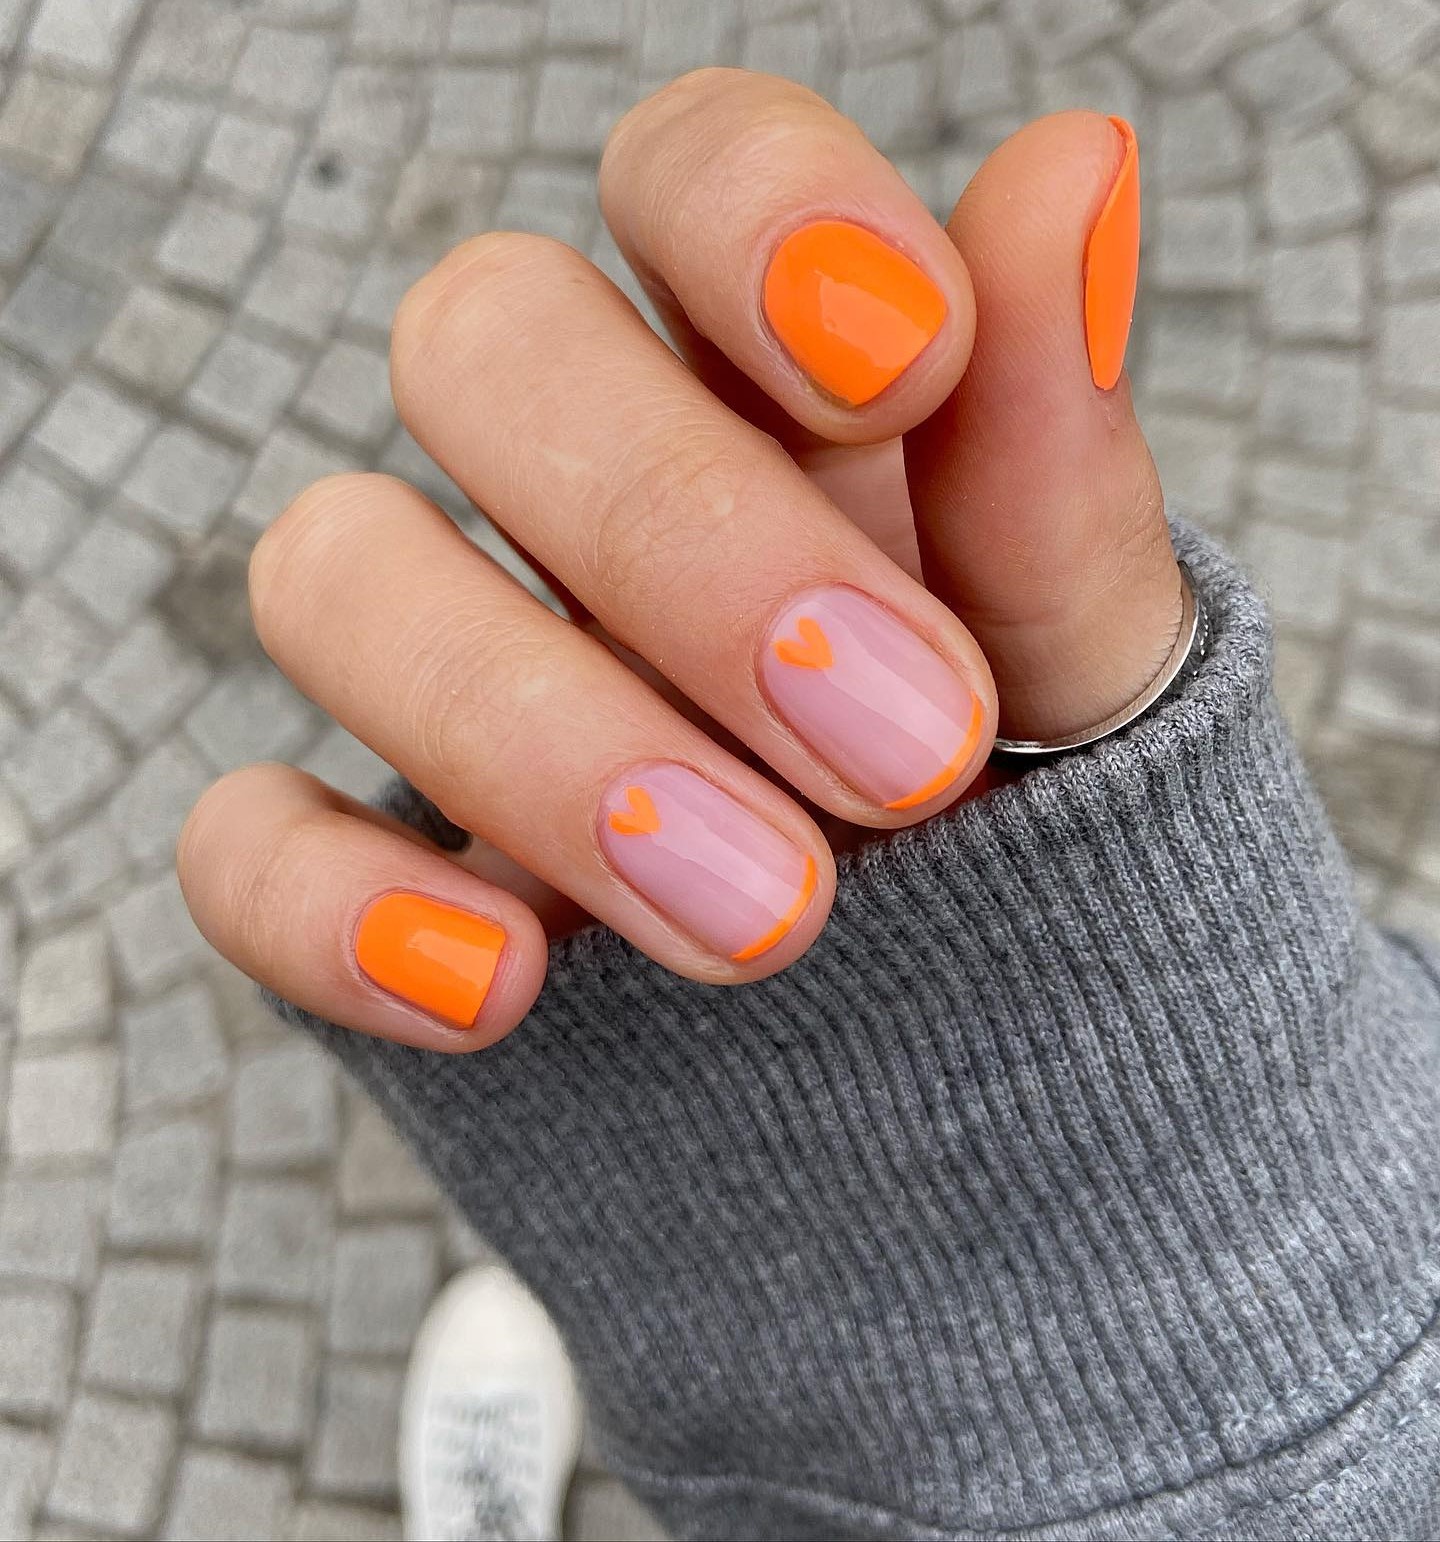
[1084,117,1140,392]
[761,587,985,811]
[763,220,947,407]
[599,764,816,963]
[355,893,505,1027]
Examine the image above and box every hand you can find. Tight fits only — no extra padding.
[178,71,1180,1052]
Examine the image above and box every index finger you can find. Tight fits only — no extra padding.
[600,68,976,443]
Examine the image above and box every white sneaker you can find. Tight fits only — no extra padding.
[401,1265,583,1542]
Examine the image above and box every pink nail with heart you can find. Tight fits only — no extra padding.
[760,586,984,810]
[598,762,816,963]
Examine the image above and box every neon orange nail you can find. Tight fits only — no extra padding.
[763,220,947,407]
[355,893,504,1028]
[1084,117,1140,392]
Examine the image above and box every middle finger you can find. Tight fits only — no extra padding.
[391,233,995,826]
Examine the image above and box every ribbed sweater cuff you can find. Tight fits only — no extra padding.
[277,521,1440,1538]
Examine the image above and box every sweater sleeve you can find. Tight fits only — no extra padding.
[271,519,1440,1542]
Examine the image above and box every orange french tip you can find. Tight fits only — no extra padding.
[731,854,818,964]
[355,892,505,1029]
[884,697,986,812]
[1084,117,1140,393]
[763,220,947,407]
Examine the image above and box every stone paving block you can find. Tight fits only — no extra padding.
[7,1046,119,1159]
[0,70,109,178]
[0,263,115,373]
[386,156,502,250]
[1141,410,1242,531]
[55,516,175,631]
[344,249,432,335]
[233,425,360,534]
[244,239,355,342]
[1361,507,1440,617]
[187,330,306,443]
[338,1099,439,1215]
[310,1361,403,1499]
[327,1222,439,1354]
[939,22,1018,118]
[0,463,82,581]
[0,1425,51,1541]
[164,1449,294,1542]
[1375,405,1440,509]
[282,153,387,244]
[232,25,337,116]
[132,0,247,91]
[835,54,937,154]
[155,197,266,297]
[1262,234,1367,343]
[1228,26,1354,121]
[1262,127,1370,239]
[84,616,211,745]
[566,1473,668,1542]
[0,1287,75,1418]
[121,424,247,539]
[28,0,147,74]
[1258,349,1367,458]
[18,921,109,1043]
[0,590,103,713]
[30,377,157,488]
[1387,881,1440,945]
[450,2,543,59]
[546,0,627,48]
[741,15,830,90]
[0,356,46,459]
[3,706,124,834]
[1238,521,1349,631]
[496,162,595,245]
[1352,64,1440,178]
[1153,194,1254,290]
[354,0,448,57]
[1380,297,1440,397]
[320,65,413,160]
[1032,51,1144,128]
[1007,0,1126,63]
[0,162,59,269]
[287,1501,401,1541]
[47,1391,176,1536]
[1325,0,1440,83]
[109,872,208,992]
[0,1173,102,1286]
[194,1305,315,1447]
[44,171,170,283]
[121,979,228,1115]
[1415,787,1440,890]
[107,1118,218,1249]
[1310,726,1435,865]
[80,1259,200,1397]
[637,0,738,78]
[1139,297,1255,411]
[1126,0,1240,83]
[186,663,317,769]
[297,338,395,445]
[217,1178,334,1305]
[0,786,28,880]
[836,0,933,60]
[101,91,213,184]
[427,64,528,155]
[95,285,223,399]
[108,738,213,869]
[230,1042,339,1168]
[157,543,257,657]
[201,112,301,204]
[1154,90,1250,191]
[301,722,392,797]
[1382,182,1440,291]
[13,814,127,927]
[1249,455,1354,529]
[1337,618,1440,743]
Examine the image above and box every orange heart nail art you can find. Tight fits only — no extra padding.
[608,785,661,837]
[773,616,833,670]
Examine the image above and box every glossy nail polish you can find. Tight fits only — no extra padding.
[1084,117,1140,391]
[761,587,984,811]
[599,764,816,963]
[355,893,505,1027]
[763,220,947,406]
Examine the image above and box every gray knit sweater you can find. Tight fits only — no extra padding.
[275,522,1440,1540]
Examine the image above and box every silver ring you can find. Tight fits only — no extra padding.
[991,561,1208,758]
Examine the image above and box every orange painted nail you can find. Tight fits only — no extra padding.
[1084,117,1140,392]
[763,220,947,406]
[355,892,504,1028]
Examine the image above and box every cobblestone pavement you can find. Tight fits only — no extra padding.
[2,1,1439,1537]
